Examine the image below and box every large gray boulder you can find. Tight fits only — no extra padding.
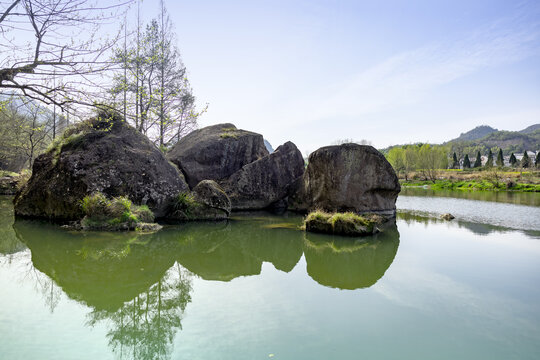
[167,123,269,188]
[14,112,188,220]
[220,141,305,210]
[299,144,400,215]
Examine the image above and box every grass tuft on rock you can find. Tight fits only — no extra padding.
[80,192,159,231]
[220,127,239,139]
[304,210,379,237]
[171,192,199,218]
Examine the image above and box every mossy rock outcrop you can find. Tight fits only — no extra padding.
[167,123,269,188]
[14,112,188,221]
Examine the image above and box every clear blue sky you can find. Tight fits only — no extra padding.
[139,0,540,153]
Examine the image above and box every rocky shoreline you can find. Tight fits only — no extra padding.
[12,112,401,235]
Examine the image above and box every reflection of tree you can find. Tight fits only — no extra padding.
[14,220,193,360]
[0,197,26,258]
[31,268,62,313]
[87,264,192,360]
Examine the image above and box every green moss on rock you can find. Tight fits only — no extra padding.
[304,210,381,236]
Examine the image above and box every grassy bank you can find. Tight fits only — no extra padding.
[401,169,540,192]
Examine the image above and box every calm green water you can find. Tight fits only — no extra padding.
[1,195,540,359]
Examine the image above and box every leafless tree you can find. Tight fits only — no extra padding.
[0,0,134,116]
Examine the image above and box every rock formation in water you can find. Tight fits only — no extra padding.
[167,123,269,188]
[13,117,401,224]
[14,112,188,220]
[219,141,305,210]
[290,144,400,215]
[167,123,305,212]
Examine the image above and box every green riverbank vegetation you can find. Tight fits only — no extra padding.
[385,143,539,191]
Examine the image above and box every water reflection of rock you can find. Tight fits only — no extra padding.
[14,220,193,360]
[13,213,400,359]
[303,225,400,290]
[158,217,304,281]
[14,220,181,311]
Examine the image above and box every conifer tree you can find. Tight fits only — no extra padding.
[452,152,459,169]
[536,152,540,168]
[496,148,504,167]
[473,151,482,168]
[509,153,517,167]
[485,149,493,168]
[521,151,530,168]
[463,154,471,169]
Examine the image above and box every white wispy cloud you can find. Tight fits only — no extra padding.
[285,10,540,124]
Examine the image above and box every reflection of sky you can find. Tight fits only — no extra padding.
[377,220,540,354]
[398,195,540,231]
[174,221,540,359]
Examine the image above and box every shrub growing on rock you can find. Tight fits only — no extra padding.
[171,192,199,217]
[80,193,158,231]
[304,210,381,236]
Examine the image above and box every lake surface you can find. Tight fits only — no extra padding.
[1,193,539,359]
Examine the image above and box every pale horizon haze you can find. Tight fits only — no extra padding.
[139,0,540,154]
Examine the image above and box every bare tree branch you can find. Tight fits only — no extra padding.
[0,0,134,118]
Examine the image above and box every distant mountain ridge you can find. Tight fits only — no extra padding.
[446,124,540,154]
[452,125,498,142]
[520,124,540,134]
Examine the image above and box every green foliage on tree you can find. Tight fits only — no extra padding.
[473,151,482,168]
[509,153,517,167]
[386,147,406,179]
[385,144,448,180]
[485,149,493,168]
[496,148,504,167]
[536,152,540,168]
[521,151,530,168]
[463,154,471,169]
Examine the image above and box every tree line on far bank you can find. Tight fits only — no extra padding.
[386,144,539,181]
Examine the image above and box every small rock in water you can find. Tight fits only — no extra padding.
[440,213,455,220]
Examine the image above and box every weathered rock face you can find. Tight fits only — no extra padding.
[14,114,188,221]
[167,123,269,188]
[301,144,400,214]
[220,141,305,210]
